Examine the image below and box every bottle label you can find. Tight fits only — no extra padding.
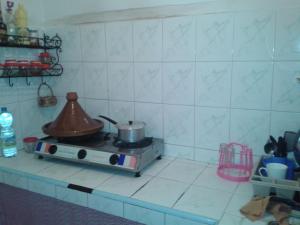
[1,135,16,149]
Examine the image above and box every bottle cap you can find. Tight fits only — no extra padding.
[1,107,7,112]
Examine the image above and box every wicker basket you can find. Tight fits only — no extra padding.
[37,82,57,107]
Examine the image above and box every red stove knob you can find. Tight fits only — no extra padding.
[78,149,87,159]
[48,145,57,154]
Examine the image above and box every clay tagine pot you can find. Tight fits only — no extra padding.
[42,92,104,137]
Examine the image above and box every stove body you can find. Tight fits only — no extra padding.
[34,132,164,176]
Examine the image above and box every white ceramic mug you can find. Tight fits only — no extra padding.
[258,162,288,180]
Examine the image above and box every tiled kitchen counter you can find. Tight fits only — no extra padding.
[0,151,279,225]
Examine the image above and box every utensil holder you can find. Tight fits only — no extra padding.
[217,142,253,182]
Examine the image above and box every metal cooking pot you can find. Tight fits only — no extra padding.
[99,115,145,143]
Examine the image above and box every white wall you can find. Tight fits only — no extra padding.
[42,0,215,22]
[0,0,49,149]
[44,2,300,163]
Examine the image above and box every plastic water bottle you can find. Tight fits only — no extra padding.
[0,107,17,157]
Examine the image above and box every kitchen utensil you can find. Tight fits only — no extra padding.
[37,82,57,107]
[43,92,103,138]
[258,162,288,180]
[23,137,38,153]
[99,115,145,143]
[284,131,298,152]
[217,142,253,182]
[277,136,287,157]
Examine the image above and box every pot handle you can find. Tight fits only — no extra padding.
[98,115,117,125]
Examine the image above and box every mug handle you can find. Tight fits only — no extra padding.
[258,167,267,177]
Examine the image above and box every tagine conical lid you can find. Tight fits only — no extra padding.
[43,92,103,137]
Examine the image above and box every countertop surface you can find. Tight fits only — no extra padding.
[0,151,295,225]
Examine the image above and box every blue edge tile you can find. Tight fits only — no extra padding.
[0,167,217,225]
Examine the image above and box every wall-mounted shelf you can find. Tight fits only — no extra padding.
[0,34,63,87]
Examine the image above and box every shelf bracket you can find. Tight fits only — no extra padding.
[25,77,31,86]
[8,77,13,87]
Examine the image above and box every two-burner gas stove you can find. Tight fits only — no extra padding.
[34,132,164,177]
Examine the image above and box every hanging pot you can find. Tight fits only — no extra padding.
[99,115,146,143]
[37,82,57,107]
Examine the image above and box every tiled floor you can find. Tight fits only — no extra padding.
[0,151,268,224]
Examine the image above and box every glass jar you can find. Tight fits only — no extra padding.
[17,60,30,76]
[30,60,42,76]
[3,59,18,76]
[39,52,51,64]
[29,29,39,46]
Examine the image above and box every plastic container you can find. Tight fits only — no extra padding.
[262,156,296,180]
[0,107,17,157]
[23,137,38,153]
[251,156,300,200]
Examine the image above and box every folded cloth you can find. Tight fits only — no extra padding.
[240,196,291,225]
[240,196,271,221]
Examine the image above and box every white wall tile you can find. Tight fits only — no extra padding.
[56,186,88,207]
[230,109,270,155]
[174,185,232,220]
[106,21,133,62]
[164,144,194,160]
[270,111,300,138]
[48,26,81,62]
[233,11,275,60]
[166,215,204,225]
[195,107,230,150]
[194,148,219,164]
[164,105,194,146]
[163,63,195,105]
[20,99,43,137]
[133,19,162,61]
[197,13,234,61]
[158,159,205,183]
[135,102,163,138]
[88,194,123,217]
[163,16,196,61]
[109,101,134,133]
[28,178,56,198]
[52,62,84,97]
[124,204,164,225]
[195,62,232,107]
[275,7,300,60]
[134,63,162,103]
[80,23,106,62]
[83,63,108,99]
[272,62,300,112]
[231,62,273,110]
[3,171,28,189]
[108,63,134,101]
[85,99,110,132]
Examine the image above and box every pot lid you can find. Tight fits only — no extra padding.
[116,121,146,130]
[42,92,103,137]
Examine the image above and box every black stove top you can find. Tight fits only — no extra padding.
[113,137,153,149]
[44,132,153,150]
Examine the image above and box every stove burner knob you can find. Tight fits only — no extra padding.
[48,145,57,154]
[78,149,87,159]
[109,154,119,165]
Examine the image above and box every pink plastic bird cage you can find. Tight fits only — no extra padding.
[217,142,253,182]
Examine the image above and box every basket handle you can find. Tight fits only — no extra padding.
[37,82,54,97]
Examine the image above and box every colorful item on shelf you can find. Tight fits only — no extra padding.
[5,1,16,43]
[0,1,8,43]
[14,3,29,45]
[39,52,51,64]
[29,29,39,46]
